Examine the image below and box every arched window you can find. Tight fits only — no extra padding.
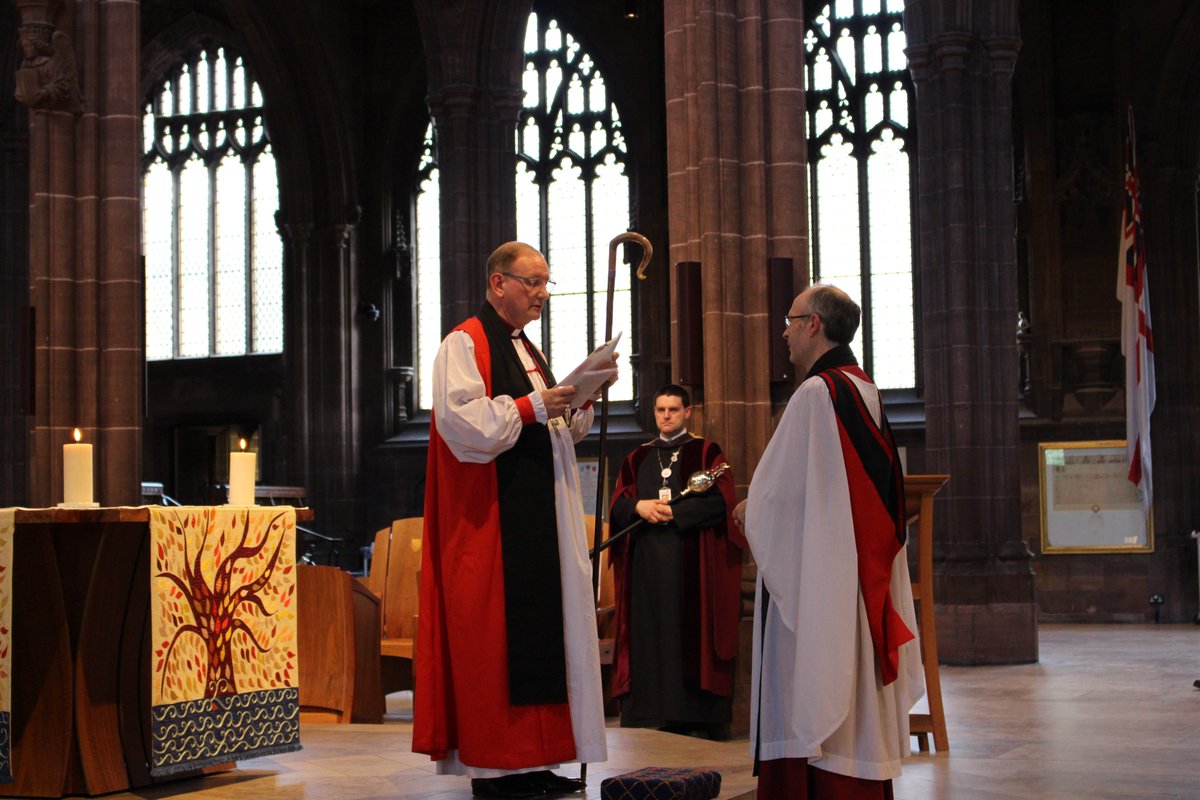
[413,123,440,411]
[142,45,283,360]
[516,13,632,401]
[805,0,917,390]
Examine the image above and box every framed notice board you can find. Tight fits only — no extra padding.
[1038,440,1153,554]
[577,457,608,521]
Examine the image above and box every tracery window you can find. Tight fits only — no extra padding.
[413,124,441,411]
[142,45,283,360]
[805,0,917,390]
[516,12,633,401]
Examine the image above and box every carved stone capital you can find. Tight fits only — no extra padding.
[984,36,1022,76]
[931,32,976,73]
[430,84,480,119]
[277,220,314,250]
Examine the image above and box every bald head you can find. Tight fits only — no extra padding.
[486,241,541,278]
[485,241,551,330]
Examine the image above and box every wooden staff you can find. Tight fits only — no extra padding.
[580,231,650,789]
[590,231,652,604]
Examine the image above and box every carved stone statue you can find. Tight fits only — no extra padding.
[14,22,82,112]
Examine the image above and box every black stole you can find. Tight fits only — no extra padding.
[475,302,568,706]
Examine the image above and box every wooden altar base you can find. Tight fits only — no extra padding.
[4,507,312,798]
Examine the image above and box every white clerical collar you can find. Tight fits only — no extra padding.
[656,429,689,446]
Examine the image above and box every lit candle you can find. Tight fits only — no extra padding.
[228,438,257,506]
[63,428,95,506]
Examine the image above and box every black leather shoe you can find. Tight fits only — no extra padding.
[471,774,544,798]
[524,770,586,794]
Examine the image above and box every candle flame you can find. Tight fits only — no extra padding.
[238,438,248,451]
[73,428,82,443]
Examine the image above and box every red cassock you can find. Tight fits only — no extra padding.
[413,316,577,770]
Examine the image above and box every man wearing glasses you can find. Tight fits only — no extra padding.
[415,242,611,797]
[734,284,924,799]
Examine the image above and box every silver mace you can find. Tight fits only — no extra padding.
[589,463,733,558]
[581,231,651,789]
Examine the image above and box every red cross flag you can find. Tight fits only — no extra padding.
[1117,105,1155,510]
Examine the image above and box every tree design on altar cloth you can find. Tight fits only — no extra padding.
[152,508,296,701]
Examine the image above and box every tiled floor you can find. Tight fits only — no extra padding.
[102,624,1199,800]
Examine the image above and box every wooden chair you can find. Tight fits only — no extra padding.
[904,474,951,753]
[367,517,423,695]
[584,515,616,664]
[585,514,622,716]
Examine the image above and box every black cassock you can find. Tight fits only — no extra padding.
[609,435,730,733]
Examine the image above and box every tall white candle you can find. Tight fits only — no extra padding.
[228,439,257,506]
[63,428,94,505]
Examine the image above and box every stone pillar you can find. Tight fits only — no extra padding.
[0,3,30,507]
[17,0,142,507]
[279,220,313,493]
[905,0,1037,663]
[662,0,808,486]
[282,213,360,535]
[663,0,809,736]
[412,0,532,333]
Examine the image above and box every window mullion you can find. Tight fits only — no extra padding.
[207,158,218,355]
[245,155,254,353]
[172,167,182,358]
[857,145,873,376]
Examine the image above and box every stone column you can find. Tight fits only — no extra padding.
[905,0,1037,663]
[662,0,808,486]
[278,219,313,491]
[663,0,809,736]
[18,0,142,507]
[412,0,532,333]
[286,213,360,535]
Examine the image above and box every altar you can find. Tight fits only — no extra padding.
[0,506,310,798]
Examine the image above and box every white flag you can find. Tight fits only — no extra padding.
[1117,106,1155,510]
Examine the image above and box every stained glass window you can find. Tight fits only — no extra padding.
[517,13,632,401]
[805,0,917,390]
[142,46,282,360]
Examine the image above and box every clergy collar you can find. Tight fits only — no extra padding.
[805,343,858,381]
[654,429,690,447]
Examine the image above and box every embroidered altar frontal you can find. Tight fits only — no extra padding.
[0,510,12,783]
[150,507,300,776]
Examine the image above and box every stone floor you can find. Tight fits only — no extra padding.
[104,624,1199,800]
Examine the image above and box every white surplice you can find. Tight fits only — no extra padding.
[430,329,608,777]
[745,372,924,781]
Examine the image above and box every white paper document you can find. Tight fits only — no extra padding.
[558,332,621,409]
